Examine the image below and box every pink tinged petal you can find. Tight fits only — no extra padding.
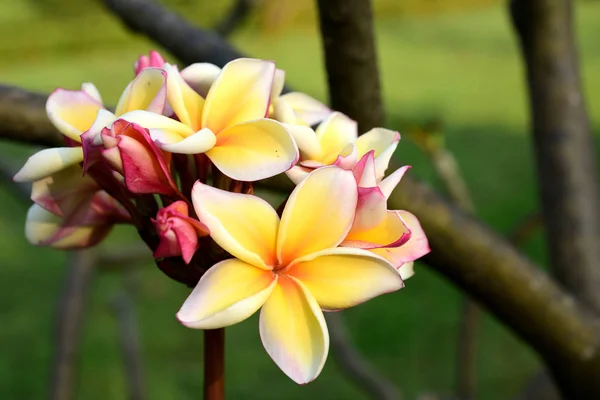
[343,210,411,249]
[284,165,312,185]
[13,147,84,182]
[355,128,400,180]
[134,51,165,74]
[46,87,104,142]
[332,144,358,170]
[192,182,279,268]
[355,151,377,188]
[280,92,332,126]
[149,50,166,67]
[259,275,329,384]
[370,211,430,267]
[350,186,387,232]
[153,202,208,263]
[25,204,111,249]
[316,112,358,164]
[115,122,178,195]
[164,63,205,131]
[398,261,415,280]
[206,119,298,181]
[119,110,194,140]
[156,128,217,155]
[379,165,411,199]
[277,167,358,266]
[283,123,321,160]
[177,259,277,329]
[81,109,118,172]
[115,68,167,116]
[179,62,222,98]
[202,58,275,133]
[81,83,103,104]
[286,247,404,310]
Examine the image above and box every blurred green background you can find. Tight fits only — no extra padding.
[1,0,599,399]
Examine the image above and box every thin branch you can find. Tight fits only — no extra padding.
[110,272,146,400]
[49,250,98,400]
[213,0,256,38]
[99,244,153,271]
[510,0,600,314]
[326,313,401,400]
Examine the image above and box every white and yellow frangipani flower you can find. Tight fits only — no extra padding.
[178,166,403,384]
[285,112,401,184]
[14,68,167,183]
[120,58,299,181]
[176,60,331,126]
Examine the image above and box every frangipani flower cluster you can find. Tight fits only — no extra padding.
[14,51,430,384]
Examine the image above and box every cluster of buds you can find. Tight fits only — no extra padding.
[15,51,430,384]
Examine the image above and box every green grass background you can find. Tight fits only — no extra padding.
[1,1,599,399]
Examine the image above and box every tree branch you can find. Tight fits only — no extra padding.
[213,0,256,38]
[49,250,98,400]
[326,312,401,400]
[316,0,384,133]
[101,0,245,68]
[510,0,600,314]
[315,0,600,397]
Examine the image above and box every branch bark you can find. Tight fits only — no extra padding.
[510,0,600,314]
[316,0,384,133]
[315,0,600,397]
[49,250,98,400]
[101,0,245,68]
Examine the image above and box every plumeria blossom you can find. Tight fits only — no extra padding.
[25,165,130,249]
[153,201,209,263]
[178,167,403,383]
[119,58,299,181]
[340,151,430,278]
[285,112,400,184]
[134,50,166,75]
[14,68,168,184]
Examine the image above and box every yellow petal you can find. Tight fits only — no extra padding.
[286,247,403,310]
[179,62,221,98]
[316,112,358,164]
[206,119,298,181]
[46,87,104,142]
[164,63,205,131]
[277,166,357,266]
[343,210,410,249]
[192,181,279,268]
[280,92,331,126]
[271,69,286,98]
[283,123,322,161]
[177,259,277,329]
[115,68,167,116]
[202,58,275,133]
[398,261,415,280]
[13,147,84,182]
[259,275,328,384]
[119,110,194,139]
[156,128,217,154]
[284,165,312,185]
[355,128,400,180]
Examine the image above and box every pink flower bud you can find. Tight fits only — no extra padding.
[153,201,209,264]
[134,50,166,75]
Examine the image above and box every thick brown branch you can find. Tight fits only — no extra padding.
[49,250,98,400]
[316,0,384,133]
[102,0,245,68]
[510,0,600,314]
[316,0,600,397]
[0,85,63,147]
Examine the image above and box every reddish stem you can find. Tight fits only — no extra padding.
[204,328,225,400]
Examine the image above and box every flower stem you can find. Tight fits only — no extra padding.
[204,328,225,400]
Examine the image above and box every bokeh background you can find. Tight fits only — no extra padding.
[1,0,599,398]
